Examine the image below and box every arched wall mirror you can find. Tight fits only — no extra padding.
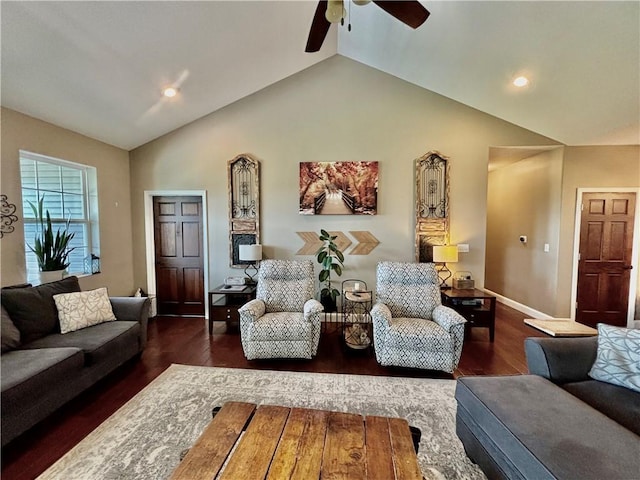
[415,151,450,262]
[227,154,260,268]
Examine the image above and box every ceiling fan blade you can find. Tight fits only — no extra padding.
[372,1,430,29]
[305,1,331,52]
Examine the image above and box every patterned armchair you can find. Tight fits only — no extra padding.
[238,259,324,360]
[371,261,467,373]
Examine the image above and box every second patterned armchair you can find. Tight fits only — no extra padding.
[238,259,324,360]
[371,261,467,373]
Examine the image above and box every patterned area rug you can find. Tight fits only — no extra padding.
[37,365,485,480]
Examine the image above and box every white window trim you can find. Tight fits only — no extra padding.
[20,150,99,280]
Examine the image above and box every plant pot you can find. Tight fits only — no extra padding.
[320,293,337,313]
[39,269,65,284]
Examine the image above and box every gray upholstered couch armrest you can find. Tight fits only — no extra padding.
[109,297,150,349]
[525,336,598,385]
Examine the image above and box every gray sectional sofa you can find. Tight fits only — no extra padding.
[455,336,640,479]
[1,276,150,446]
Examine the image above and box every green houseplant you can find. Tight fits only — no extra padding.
[27,196,75,275]
[316,229,344,312]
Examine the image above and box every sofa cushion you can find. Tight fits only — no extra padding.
[563,379,640,436]
[22,321,140,366]
[589,324,640,393]
[1,306,21,352]
[386,317,452,351]
[248,312,311,341]
[1,347,84,407]
[455,375,640,480]
[54,287,116,334]
[1,276,81,343]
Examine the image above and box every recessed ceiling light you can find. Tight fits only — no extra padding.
[513,76,529,88]
[162,87,178,98]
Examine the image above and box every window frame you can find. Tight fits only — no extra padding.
[20,150,99,281]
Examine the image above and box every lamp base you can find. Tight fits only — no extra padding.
[436,263,452,289]
[243,263,259,284]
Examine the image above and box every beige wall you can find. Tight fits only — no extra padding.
[556,145,640,319]
[130,56,557,292]
[0,108,135,295]
[487,144,640,321]
[486,148,564,314]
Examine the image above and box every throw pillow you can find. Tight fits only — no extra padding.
[1,305,21,352]
[54,287,116,334]
[589,324,640,393]
[1,276,81,343]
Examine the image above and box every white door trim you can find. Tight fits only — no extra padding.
[144,190,209,319]
[570,187,640,327]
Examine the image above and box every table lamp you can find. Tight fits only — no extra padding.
[433,245,458,289]
[239,244,262,284]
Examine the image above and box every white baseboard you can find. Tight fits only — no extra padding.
[481,289,554,320]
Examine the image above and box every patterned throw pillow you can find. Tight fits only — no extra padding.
[54,288,116,334]
[589,324,640,393]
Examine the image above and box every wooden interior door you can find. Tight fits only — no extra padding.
[576,192,636,327]
[154,196,205,316]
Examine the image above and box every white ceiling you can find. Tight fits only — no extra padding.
[2,1,638,151]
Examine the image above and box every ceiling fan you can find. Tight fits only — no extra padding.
[305,0,430,52]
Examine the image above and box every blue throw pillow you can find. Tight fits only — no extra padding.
[589,324,640,393]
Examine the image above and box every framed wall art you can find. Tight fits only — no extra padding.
[415,151,450,262]
[299,161,378,215]
[228,154,260,268]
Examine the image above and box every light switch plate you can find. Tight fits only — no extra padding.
[457,244,470,253]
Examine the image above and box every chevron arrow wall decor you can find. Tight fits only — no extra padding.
[296,231,379,256]
[349,231,380,255]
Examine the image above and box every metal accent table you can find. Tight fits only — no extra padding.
[341,280,373,350]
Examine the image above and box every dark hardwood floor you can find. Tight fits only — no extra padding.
[1,302,544,480]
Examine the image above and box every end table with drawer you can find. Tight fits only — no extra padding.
[441,289,496,342]
[208,285,257,334]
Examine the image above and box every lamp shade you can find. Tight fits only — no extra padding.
[433,245,458,263]
[239,244,262,262]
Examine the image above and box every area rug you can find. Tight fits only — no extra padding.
[37,365,485,480]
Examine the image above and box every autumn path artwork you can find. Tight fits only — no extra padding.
[299,162,379,215]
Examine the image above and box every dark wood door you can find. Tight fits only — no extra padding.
[576,192,635,327]
[154,196,205,316]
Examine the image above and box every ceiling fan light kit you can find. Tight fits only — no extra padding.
[306,0,430,53]
[325,0,346,23]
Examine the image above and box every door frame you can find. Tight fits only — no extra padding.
[570,187,640,327]
[144,190,209,319]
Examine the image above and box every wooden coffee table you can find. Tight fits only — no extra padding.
[170,401,423,480]
[524,318,598,337]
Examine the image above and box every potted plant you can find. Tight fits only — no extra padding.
[316,229,344,312]
[27,196,75,283]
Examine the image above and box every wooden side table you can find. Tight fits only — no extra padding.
[441,289,496,342]
[208,285,256,334]
[524,318,598,337]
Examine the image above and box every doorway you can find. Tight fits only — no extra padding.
[572,189,639,327]
[144,191,209,318]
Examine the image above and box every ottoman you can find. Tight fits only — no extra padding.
[455,375,640,480]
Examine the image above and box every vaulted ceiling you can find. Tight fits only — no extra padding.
[2,1,638,151]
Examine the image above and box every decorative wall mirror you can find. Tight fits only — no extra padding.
[415,151,450,262]
[228,154,260,268]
